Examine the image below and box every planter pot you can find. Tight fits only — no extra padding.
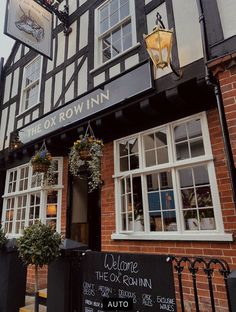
[32,162,50,173]
[200,217,216,230]
[129,220,144,231]
[187,218,199,230]
[0,239,27,312]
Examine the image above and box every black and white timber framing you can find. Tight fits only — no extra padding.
[0,0,236,167]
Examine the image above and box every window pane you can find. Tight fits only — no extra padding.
[110,11,119,27]
[120,157,128,171]
[130,154,139,170]
[157,147,168,164]
[176,142,189,160]
[188,119,202,138]
[103,48,111,62]
[181,189,196,208]
[144,133,154,150]
[112,39,121,56]
[147,174,159,191]
[119,142,128,156]
[184,210,199,230]
[120,1,129,19]
[130,139,138,154]
[100,18,109,34]
[100,5,109,21]
[179,168,193,187]
[145,150,156,167]
[174,124,187,142]
[193,166,209,185]
[110,0,118,14]
[123,33,132,50]
[155,130,167,147]
[123,22,131,35]
[196,186,212,207]
[190,139,205,157]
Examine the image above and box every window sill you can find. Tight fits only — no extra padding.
[90,42,141,74]
[111,232,233,242]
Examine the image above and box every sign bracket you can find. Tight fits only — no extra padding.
[34,0,72,35]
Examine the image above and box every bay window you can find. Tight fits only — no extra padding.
[113,113,230,241]
[2,158,63,236]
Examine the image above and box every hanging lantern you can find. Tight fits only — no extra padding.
[144,26,173,70]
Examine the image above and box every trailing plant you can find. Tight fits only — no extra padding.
[17,221,62,312]
[69,123,103,192]
[0,224,7,250]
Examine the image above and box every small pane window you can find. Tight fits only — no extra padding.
[98,0,134,64]
[115,114,221,237]
[21,56,41,113]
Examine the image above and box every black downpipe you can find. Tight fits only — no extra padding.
[196,0,236,206]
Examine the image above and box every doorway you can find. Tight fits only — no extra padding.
[69,177,101,251]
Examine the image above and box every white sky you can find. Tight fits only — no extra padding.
[0,0,15,63]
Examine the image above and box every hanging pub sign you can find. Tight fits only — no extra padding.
[4,0,53,59]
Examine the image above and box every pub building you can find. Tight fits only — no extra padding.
[0,0,236,310]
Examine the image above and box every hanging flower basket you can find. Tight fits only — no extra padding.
[79,148,92,161]
[31,142,52,174]
[68,123,103,192]
[32,162,50,173]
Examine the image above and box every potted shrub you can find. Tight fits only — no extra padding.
[200,209,216,230]
[31,143,52,174]
[17,222,62,312]
[69,133,103,193]
[0,224,7,249]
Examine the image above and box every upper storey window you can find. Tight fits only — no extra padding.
[96,0,136,65]
[20,56,42,113]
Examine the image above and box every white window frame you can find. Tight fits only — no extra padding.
[19,56,42,114]
[112,112,232,241]
[1,158,63,238]
[94,0,137,68]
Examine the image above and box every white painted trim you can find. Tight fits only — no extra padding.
[90,43,141,74]
[111,232,233,242]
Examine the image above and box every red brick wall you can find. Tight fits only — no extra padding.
[218,66,236,167]
[100,105,236,311]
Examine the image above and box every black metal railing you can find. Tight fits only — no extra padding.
[169,256,231,312]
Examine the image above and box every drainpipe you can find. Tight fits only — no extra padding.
[196,0,236,206]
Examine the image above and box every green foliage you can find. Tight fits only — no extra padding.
[17,222,62,268]
[31,149,52,165]
[0,224,7,249]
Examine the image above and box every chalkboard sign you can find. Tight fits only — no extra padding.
[81,251,176,311]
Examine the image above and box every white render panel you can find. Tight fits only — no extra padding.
[47,40,55,73]
[0,108,8,150]
[77,58,88,96]
[14,47,21,63]
[65,82,75,103]
[109,64,121,78]
[125,54,139,70]
[68,21,77,59]
[5,103,16,149]
[17,119,23,129]
[56,32,65,66]
[3,74,12,104]
[146,4,168,34]
[93,72,105,87]
[32,109,39,121]
[11,68,19,98]
[24,114,30,125]
[24,46,30,55]
[173,0,203,67]
[79,0,87,6]
[79,11,89,49]
[54,71,63,106]
[44,79,52,114]
[217,0,236,39]
[66,63,75,84]
[145,0,152,4]
[69,0,77,14]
